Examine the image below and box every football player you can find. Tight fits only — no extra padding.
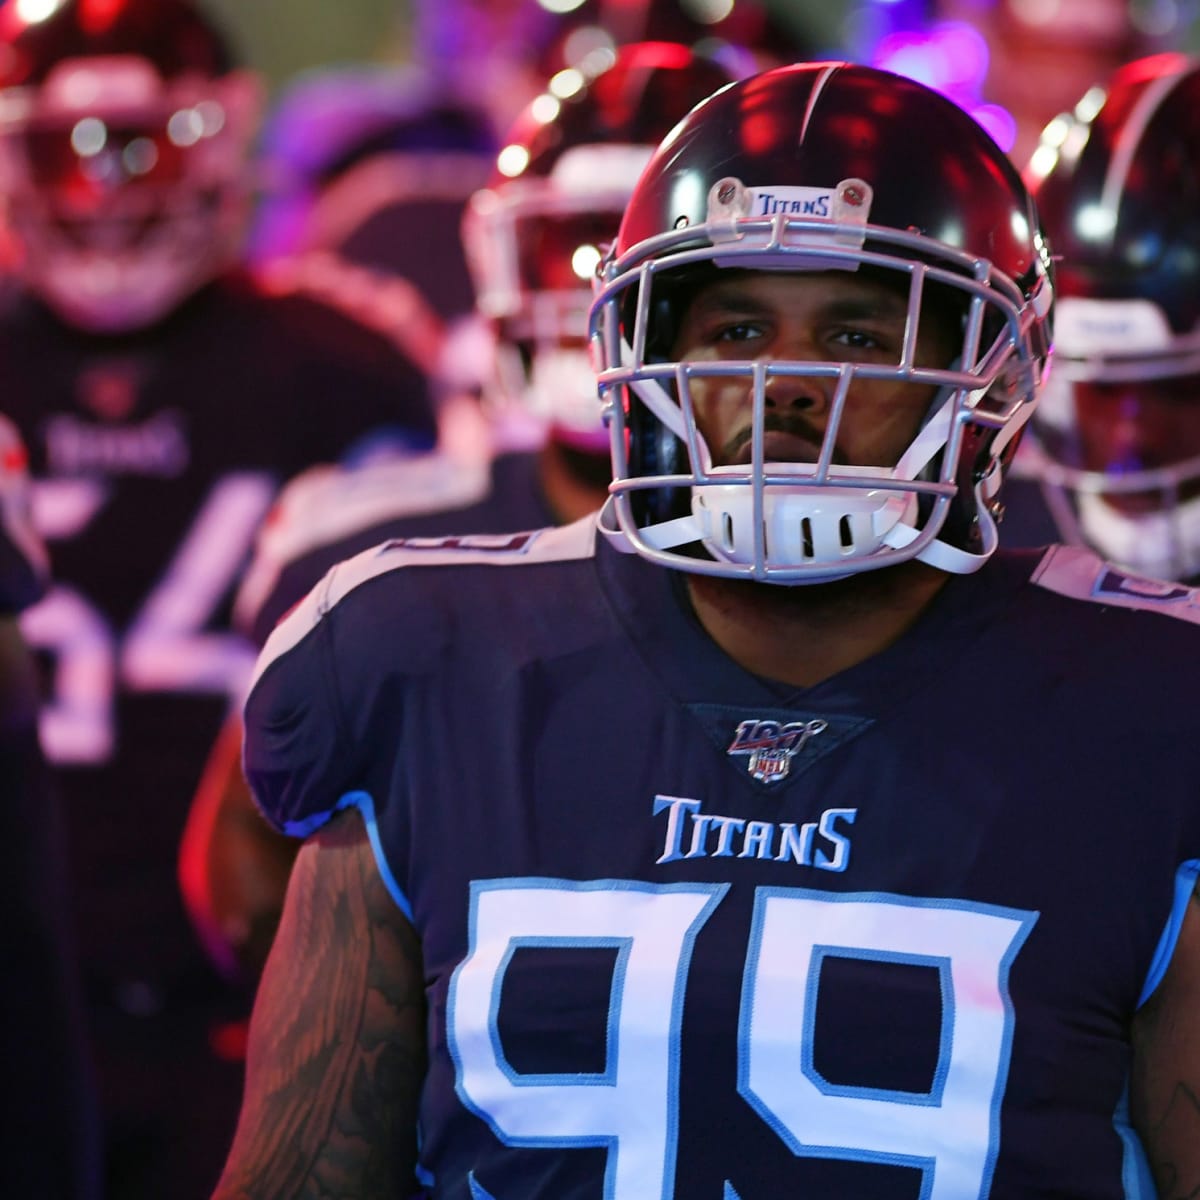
[0,0,437,1193]
[1010,52,1200,581]
[179,40,746,982]
[217,63,1200,1197]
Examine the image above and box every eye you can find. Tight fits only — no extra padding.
[714,320,766,344]
[830,327,885,351]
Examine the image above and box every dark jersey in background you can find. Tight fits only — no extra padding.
[0,272,436,1200]
[0,417,99,1199]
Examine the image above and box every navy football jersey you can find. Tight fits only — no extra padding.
[235,446,554,646]
[0,426,95,1196]
[245,515,1200,1199]
[0,272,436,993]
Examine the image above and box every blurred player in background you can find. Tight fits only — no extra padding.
[244,64,496,344]
[0,1,437,1196]
[0,415,99,1200]
[179,39,745,984]
[243,0,819,408]
[409,0,812,135]
[1010,53,1200,583]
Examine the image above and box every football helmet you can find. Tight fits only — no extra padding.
[462,40,740,452]
[1024,53,1200,580]
[590,61,1054,584]
[0,0,261,333]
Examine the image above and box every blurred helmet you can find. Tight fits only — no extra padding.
[462,40,741,452]
[0,0,261,333]
[249,65,496,319]
[544,0,817,78]
[590,61,1054,584]
[1025,52,1200,580]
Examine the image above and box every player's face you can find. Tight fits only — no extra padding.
[670,270,956,469]
[1074,375,1200,514]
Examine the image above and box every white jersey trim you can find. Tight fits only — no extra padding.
[233,446,494,633]
[250,512,599,691]
[1030,543,1200,624]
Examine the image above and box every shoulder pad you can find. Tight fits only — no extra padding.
[233,449,492,633]
[250,513,599,689]
[1031,544,1200,625]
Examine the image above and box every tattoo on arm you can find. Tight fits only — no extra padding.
[212,808,426,1199]
[1140,1085,1200,1200]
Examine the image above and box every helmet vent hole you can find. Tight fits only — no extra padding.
[839,516,854,550]
[721,512,735,552]
[801,518,814,559]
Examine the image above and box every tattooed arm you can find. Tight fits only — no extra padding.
[1132,885,1200,1199]
[212,806,427,1199]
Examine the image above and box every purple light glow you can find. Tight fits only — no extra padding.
[873,21,1016,153]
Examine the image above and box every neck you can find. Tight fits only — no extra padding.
[686,560,949,689]
[538,438,611,524]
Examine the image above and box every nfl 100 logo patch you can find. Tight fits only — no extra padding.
[727,717,828,783]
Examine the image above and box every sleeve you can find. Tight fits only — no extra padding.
[241,552,409,837]
[241,567,362,836]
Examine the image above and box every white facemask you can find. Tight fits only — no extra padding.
[525,347,607,453]
[1078,489,1200,581]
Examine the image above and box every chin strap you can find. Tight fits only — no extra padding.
[877,388,997,575]
[881,493,999,574]
[881,382,1036,576]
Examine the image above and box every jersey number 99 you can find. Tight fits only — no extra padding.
[448,879,1036,1200]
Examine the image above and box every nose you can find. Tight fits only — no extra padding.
[757,318,836,415]
[762,367,829,416]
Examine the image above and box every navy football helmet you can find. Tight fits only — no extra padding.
[590,61,1054,584]
[462,40,740,452]
[1024,53,1200,580]
[0,0,261,333]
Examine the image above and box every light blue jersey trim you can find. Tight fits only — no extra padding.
[1112,1083,1156,1198]
[1138,858,1200,1006]
[468,1171,499,1200]
[282,789,414,921]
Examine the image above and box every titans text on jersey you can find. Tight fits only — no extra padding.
[242,512,1200,1199]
